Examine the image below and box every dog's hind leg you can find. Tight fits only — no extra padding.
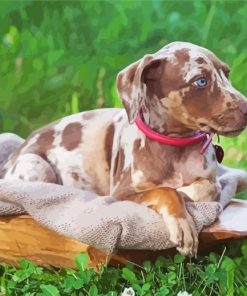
[4,153,59,184]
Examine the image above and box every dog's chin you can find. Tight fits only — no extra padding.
[215,128,246,137]
[197,125,246,137]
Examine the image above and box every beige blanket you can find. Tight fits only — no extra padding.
[0,133,222,252]
[0,180,222,252]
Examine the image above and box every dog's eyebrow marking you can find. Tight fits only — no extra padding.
[196,57,207,64]
[61,122,82,151]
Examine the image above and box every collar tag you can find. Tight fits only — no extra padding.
[214,145,224,163]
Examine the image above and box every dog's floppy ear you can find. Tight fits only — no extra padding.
[117,55,163,123]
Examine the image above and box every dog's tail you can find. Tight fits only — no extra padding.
[0,133,24,178]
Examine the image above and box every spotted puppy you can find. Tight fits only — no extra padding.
[2,42,247,256]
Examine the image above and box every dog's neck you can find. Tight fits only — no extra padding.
[141,101,196,137]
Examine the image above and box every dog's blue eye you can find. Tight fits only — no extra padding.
[193,77,207,88]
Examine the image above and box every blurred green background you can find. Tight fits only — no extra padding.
[0,0,247,171]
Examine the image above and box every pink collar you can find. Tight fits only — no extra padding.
[135,112,213,154]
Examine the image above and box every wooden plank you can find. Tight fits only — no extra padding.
[0,199,246,268]
[201,199,247,241]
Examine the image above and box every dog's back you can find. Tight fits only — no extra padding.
[3,108,125,195]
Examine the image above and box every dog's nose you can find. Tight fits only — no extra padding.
[240,102,247,115]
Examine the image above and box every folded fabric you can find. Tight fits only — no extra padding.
[0,133,24,164]
[0,179,222,252]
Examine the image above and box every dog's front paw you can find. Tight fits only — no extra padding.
[166,213,198,257]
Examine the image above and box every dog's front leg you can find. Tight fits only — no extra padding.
[132,187,198,256]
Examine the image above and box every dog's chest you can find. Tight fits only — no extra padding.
[175,144,217,185]
[111,129,217,197]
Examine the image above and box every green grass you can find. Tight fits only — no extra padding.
[1,241,247,296]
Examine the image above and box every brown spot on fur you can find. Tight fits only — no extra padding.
[112,147,135,199]
[70,170,89,185]
[35,129,55,156]
[174,48,190,64]
[23,128,56,161]
[113,147,125,183]
[226,102,232,108]
[83,112,96,120]
[203,156,208,170]
[104,123,115,170]
[196,57,206,64]
[61,123,82,151]
[112,169,133,199]
[71,172,79,181]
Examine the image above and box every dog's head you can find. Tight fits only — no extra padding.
[117,42,247,136]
